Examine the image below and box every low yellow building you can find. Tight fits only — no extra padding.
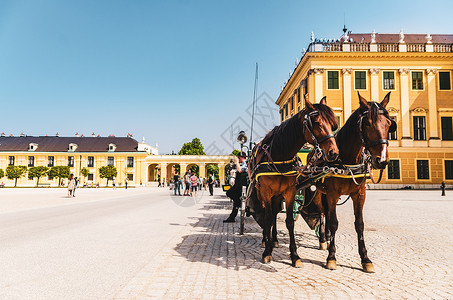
[277,31,453,188]
[0,134,232,187]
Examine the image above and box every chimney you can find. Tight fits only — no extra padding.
[56,132,59,137]
[92,132,95,137]
[75,132,79,137]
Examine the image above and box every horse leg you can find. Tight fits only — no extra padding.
[260,194,274,264]
[272,216,279,248]
[325,193,339,270]
[352,189,375,273]
[284,190,302,268]
[318,213,328,250]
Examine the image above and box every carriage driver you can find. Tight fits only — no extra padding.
[223,151,248,223]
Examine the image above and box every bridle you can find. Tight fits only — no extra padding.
[357,102,392,183]
[303,110,336,159]
[357,103,390,155]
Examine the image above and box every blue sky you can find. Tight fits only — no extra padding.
[0,0,452,154]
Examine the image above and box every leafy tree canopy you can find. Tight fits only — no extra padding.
[99,165,117,186]
[178,138,205,155]
[207,164,219,179]
[0,168,4,179]
[48,166,71,185]
[6,165,28,187]
[28,166,49,187]
[81,167,90,178]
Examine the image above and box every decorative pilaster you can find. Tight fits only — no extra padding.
[399,68,412,146]
[369,68,381,101]
[313,68,324,102]
[218,164,226,185]
[342,68,353,120]
[426,68,441,147]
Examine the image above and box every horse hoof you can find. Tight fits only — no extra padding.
[273,241,279,248]
[319,242,328,250]
[262,255,272,264]
[293,259,303,268]
[362,263,375,273]
[261,242,265,248]
[326,260,337,270]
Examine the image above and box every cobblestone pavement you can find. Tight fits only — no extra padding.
[115,191,453,299]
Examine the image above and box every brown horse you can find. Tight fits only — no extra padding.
[307,92,396,273]
[249,96,339,267]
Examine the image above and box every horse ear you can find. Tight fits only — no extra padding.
[319,96,327,105]
[304,94,315,111]
[380,92,391,108]
[358,92,368,110]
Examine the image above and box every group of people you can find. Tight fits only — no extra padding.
[171,170,216,197]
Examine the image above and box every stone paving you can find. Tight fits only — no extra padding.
[115,190,453,299]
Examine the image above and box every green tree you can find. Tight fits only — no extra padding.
[6,165,28,187]
[178,138,205,155]
[206,164,219,179]
[189,165,199,176]
[0,168,4,180]
[28,166,49,187]
[99,165,117,186]
[48,166,71,186]
[81,167,90,180]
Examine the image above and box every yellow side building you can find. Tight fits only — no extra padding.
[0,134,232,187]
[276,31,453,188]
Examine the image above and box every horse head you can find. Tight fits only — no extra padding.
[303,96,339,162]
[357,92,396,169]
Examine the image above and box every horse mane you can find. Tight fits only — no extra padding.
[259,103,337,159]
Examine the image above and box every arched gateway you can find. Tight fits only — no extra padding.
[145,155,232,186]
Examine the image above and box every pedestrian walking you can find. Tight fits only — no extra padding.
[112,179,116,190]
[208,172,214,196]
[184,171,191,196]
[174,172,181,196]
[67,174,76,198]
[73,177,79,197]
[441,181,446,196]
[125,179,128,189]
[190,172,198,197]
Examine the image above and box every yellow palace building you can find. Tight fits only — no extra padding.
[0,134,232,187]
[277,30,453,188]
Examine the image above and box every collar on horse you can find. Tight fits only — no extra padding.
[250,108,335,182]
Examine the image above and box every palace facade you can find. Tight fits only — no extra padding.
[0,134,231,187]
[277,31,453,188]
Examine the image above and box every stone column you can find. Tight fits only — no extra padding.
[199,163,206,178]
[369,68,380,101]
[180,163,188,175]
[160,163,167,183]
[313,68,324,102]
[218,164,226,185]
[426,68,441,147]
[399,68,413,147]
[342,68,353,120]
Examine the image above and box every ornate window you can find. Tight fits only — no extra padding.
[445,160,453,180]
[327,71,339,89]
[383,71,395,90]
[8,156,15,166]
[127,157,134,168]
[388,160,400,179]
[28,156,35,167]
[417,160,429,179]
[441,117,453,140]
[412,71,423,90]
[413,116,426,140]
[68,156,74,167]
[439,71,451,90]
[354,71,366,90]
[88,156,95,167]
[48,156,54,167]
[108,156,114,166]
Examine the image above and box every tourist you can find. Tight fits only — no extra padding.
[190,172,198,197]
[67,174,76,198]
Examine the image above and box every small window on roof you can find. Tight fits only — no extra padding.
[29,143,38,151]
[108,143,117,152]
[69,143,78,152]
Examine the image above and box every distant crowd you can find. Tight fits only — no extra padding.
[159,170,220,196]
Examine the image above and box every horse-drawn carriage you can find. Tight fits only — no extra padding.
[227,92,396,273]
